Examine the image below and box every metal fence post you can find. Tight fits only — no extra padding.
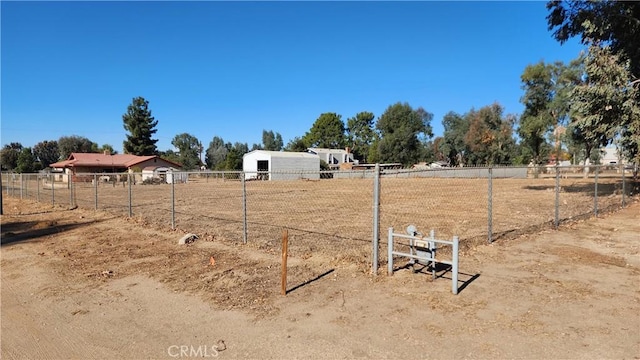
[488,167,493,243]
[387,227,394,276]
[37,174,40,202]
[452,236,459,295]
[171,176,175,230]
[372,164,381,275]
[0,172,3,215]
[594,166,599,217]
[242,172,247,244]
[621,164,626,208]
[20,173,23,199]
[69,174,74,207]
[554,164,560,228]
[94,174,98,210]
[128,173,133,217]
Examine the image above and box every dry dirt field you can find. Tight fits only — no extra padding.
[1,195,639,359]
[12,174,635,271]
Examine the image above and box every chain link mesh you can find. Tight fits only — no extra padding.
[1,165,637,272]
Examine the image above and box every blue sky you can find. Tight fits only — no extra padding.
[1,1,584,153]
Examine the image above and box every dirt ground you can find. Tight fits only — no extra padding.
[1,196,639,359]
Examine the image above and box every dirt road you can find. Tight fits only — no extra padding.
[1,197,639,359]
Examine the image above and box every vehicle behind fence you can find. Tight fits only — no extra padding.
[2,164,637,272]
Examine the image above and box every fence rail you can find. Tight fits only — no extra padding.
[2,164,637,273]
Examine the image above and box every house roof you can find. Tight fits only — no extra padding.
[243,150,319,159]
[50,153,182,169]
[307,148,349,155]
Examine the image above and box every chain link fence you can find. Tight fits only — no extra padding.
[2,164,637,273]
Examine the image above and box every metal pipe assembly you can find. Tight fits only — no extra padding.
[388,227,460,295]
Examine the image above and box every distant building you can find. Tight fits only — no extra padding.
[307,148,357,169]
[600,146,622,165]
[243,150,320,181]
[141,166,186,184]
[49,152,182,182]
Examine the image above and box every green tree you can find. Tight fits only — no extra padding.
[367,138,380,164]
[158,149,181,165]
[99,144,118,155]
[171,133,202,170]
[375,102,433,166]
[303,113,346,149]
[441,112,469,166]
[224,142,248,170]
[58,135,97,160]
[284,136,308,152]
[421,137,440,164]
[205,136,228,170]
[15,147,40,173]
[463,103,517,166]
[33,140,60,168]
[262,130,283,151]
[571,45,640,164]
[122,96,159,156]
[547,0,639,81]
[518,59,582,165]
[346,111,378,162]
[564,122,597,166]
[0,143,24,171]
[519,61,555,165]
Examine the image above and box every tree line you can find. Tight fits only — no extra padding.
[2,1,638,173]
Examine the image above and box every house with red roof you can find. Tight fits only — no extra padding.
[49,152,182,182]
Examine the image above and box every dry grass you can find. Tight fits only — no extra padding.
[10,174,637,273]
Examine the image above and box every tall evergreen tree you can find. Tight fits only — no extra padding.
[122,97,159,155]
[262,130,283,151]
[303,113,346,149]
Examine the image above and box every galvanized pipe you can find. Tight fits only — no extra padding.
[242,173,247,244]
[452,236,459,295]
[621,164,626,208]
[594,166,599,217]
[372,164,380,275]
[94,174,98,210]
[128,173,132,217]
[555,165,560,228]
[387,227,394,276]
[488,167,493,243]
[0,172,3,215]
[171,176,176,230]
